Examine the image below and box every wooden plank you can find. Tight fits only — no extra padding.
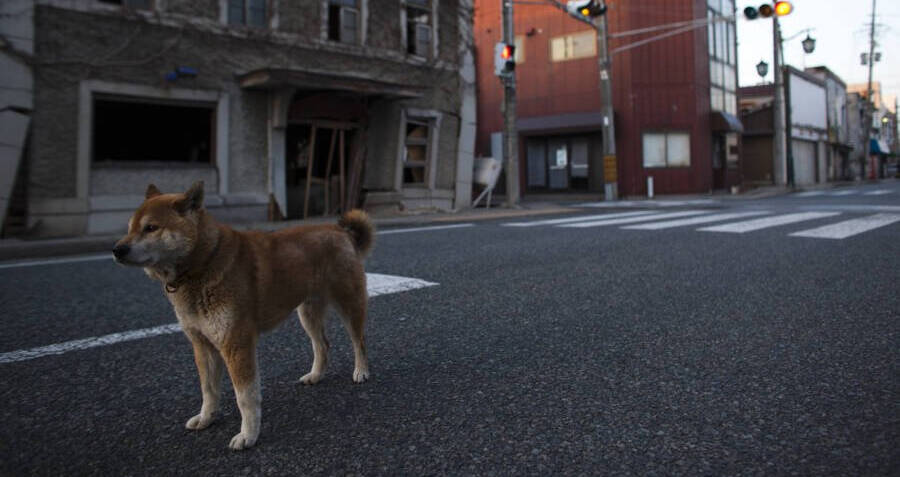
[339,129,346,212]
[323,128,337,216]
[303,126,316,219]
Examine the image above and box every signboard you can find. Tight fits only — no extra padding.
[603,155,617,182]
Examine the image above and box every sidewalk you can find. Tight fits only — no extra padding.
[0,202,577,262]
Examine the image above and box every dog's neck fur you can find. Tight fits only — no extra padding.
[146,210,223,290]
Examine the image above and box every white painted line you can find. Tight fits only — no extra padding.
[789,213,900,240]
[573,200,717,208]
[698,212,841,234]
[376,223,475,235]
[864,190,891,196]
[830,190,858,196]
[502,211,655,227]
[560,210,710,228]
[805,205,900,213]
[795,191,825,197]
[0,273,437,364]
[0,253,112,270]
[622,211,770,230]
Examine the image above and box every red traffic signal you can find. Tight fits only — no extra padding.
[501,44,514,60]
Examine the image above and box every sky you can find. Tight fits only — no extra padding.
[736,0,900,106]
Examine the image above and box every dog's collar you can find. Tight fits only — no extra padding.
[165,236,222,293]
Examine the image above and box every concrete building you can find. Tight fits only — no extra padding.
[473,0,743,198]
[805,66,853,181]
[1,0,476,237]
[739,66,828,187]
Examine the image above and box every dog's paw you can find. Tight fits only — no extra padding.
[228,432,258,451]
[185,414,214,430]
[299,372,322,385]
[352,368,370,383]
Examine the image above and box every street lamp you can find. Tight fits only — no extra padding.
[756,60,769,80]
[801,34,816,54]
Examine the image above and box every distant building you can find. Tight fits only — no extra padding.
[805,66,853,181]
[1,0,476,237]
[473,0,743,198]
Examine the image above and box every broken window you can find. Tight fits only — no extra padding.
[403,118,430,185]
[92,98,214,164]
[406,0,432,57]
[228,0,267,28]
[328,0,359,44]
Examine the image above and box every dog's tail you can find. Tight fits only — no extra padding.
[339,209,375,257]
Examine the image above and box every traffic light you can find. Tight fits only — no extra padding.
[566,0,607,19]
[494,42,515,76]
[743,2,792,20]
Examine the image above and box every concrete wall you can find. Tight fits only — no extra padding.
[27,0,467,236]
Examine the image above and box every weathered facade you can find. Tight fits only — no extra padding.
[474,0,743,197]
[6,0,475,237]
[805,66,852,181]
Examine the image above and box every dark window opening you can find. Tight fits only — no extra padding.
[328,0,359,44]
[93,99,214,164]
[403,119,429,185]
[98,0,152,9]
[228,0,267,27]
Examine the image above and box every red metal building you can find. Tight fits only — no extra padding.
[474,0,742,197]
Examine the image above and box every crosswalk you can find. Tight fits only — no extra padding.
[794,189,893,197]
[502,209,900,240]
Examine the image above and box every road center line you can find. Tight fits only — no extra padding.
[0,273,437,364]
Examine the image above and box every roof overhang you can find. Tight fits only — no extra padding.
[237,68,424,99]
[710,111,744,133]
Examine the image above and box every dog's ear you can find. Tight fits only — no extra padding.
[174,181,204,214]
[145,184,162,199]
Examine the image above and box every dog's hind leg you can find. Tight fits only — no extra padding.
[298,299,329,385]
[334,284,370,383]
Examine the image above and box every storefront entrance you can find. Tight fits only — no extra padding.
[525,135,591,191]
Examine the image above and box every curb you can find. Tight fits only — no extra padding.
[0,206,578,262]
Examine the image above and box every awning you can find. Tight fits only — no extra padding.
[237,68,424,99]
[710,111,744,133]
[869,138,890,155]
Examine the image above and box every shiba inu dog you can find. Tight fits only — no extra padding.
[113,181,374,450]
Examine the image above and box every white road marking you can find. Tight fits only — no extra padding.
[502,211,655,227]
[0,253,112,270]
[622,211,771,230]
[377,223,475,235]
[805,205,900,213]
[698,212,841,234]
[0,273,438,364]
[559,210,710,228]
[864,190,891,196]
[789,213,900,240]
[830,190,858,196]
[795,191,825,197]
[574,199,718,208]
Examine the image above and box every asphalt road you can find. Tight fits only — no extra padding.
[1,182,898,475]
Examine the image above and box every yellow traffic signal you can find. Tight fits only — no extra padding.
[774,1,792,16]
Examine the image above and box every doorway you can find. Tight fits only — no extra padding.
[525,135,590,191]
[285,122,360,219]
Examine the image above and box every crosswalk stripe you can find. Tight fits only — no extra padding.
[502,210,655,227]
[830,190,858,196]
[622,210,771,230]
[864,190,891,196]
[559,210,709,228]
[698,212,841,234]
[795,191,825,197]
[789,213,900,240]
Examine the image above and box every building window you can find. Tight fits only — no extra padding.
[93,98,214,164]
[98,0,152,9]
[707,0,737,115]
[229,0,267,27]
[642,132,691,168]
[328,0,360,44]
[405,0,432,57]
[550,30,596,62]
[402,118,431,185]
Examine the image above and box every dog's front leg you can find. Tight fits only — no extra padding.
[185,331,224,430]
[222,334,261,451]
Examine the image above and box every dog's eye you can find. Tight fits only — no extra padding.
[143,224,159,233]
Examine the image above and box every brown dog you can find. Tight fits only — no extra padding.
[113,181,374,450]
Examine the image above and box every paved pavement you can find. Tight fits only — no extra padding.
[1,180,898,475]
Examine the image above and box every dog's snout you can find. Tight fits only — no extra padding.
[112,244,131,260]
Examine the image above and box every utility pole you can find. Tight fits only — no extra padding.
[501,0,520,206]
[772,16,788,187]
[864,0,877,179]
[597,3,617,200]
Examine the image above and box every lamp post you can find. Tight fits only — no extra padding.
[756,60,769,83]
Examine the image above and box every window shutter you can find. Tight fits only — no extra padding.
[415,23,431,57]
[248,0,266,27]
[340,8,359,44]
